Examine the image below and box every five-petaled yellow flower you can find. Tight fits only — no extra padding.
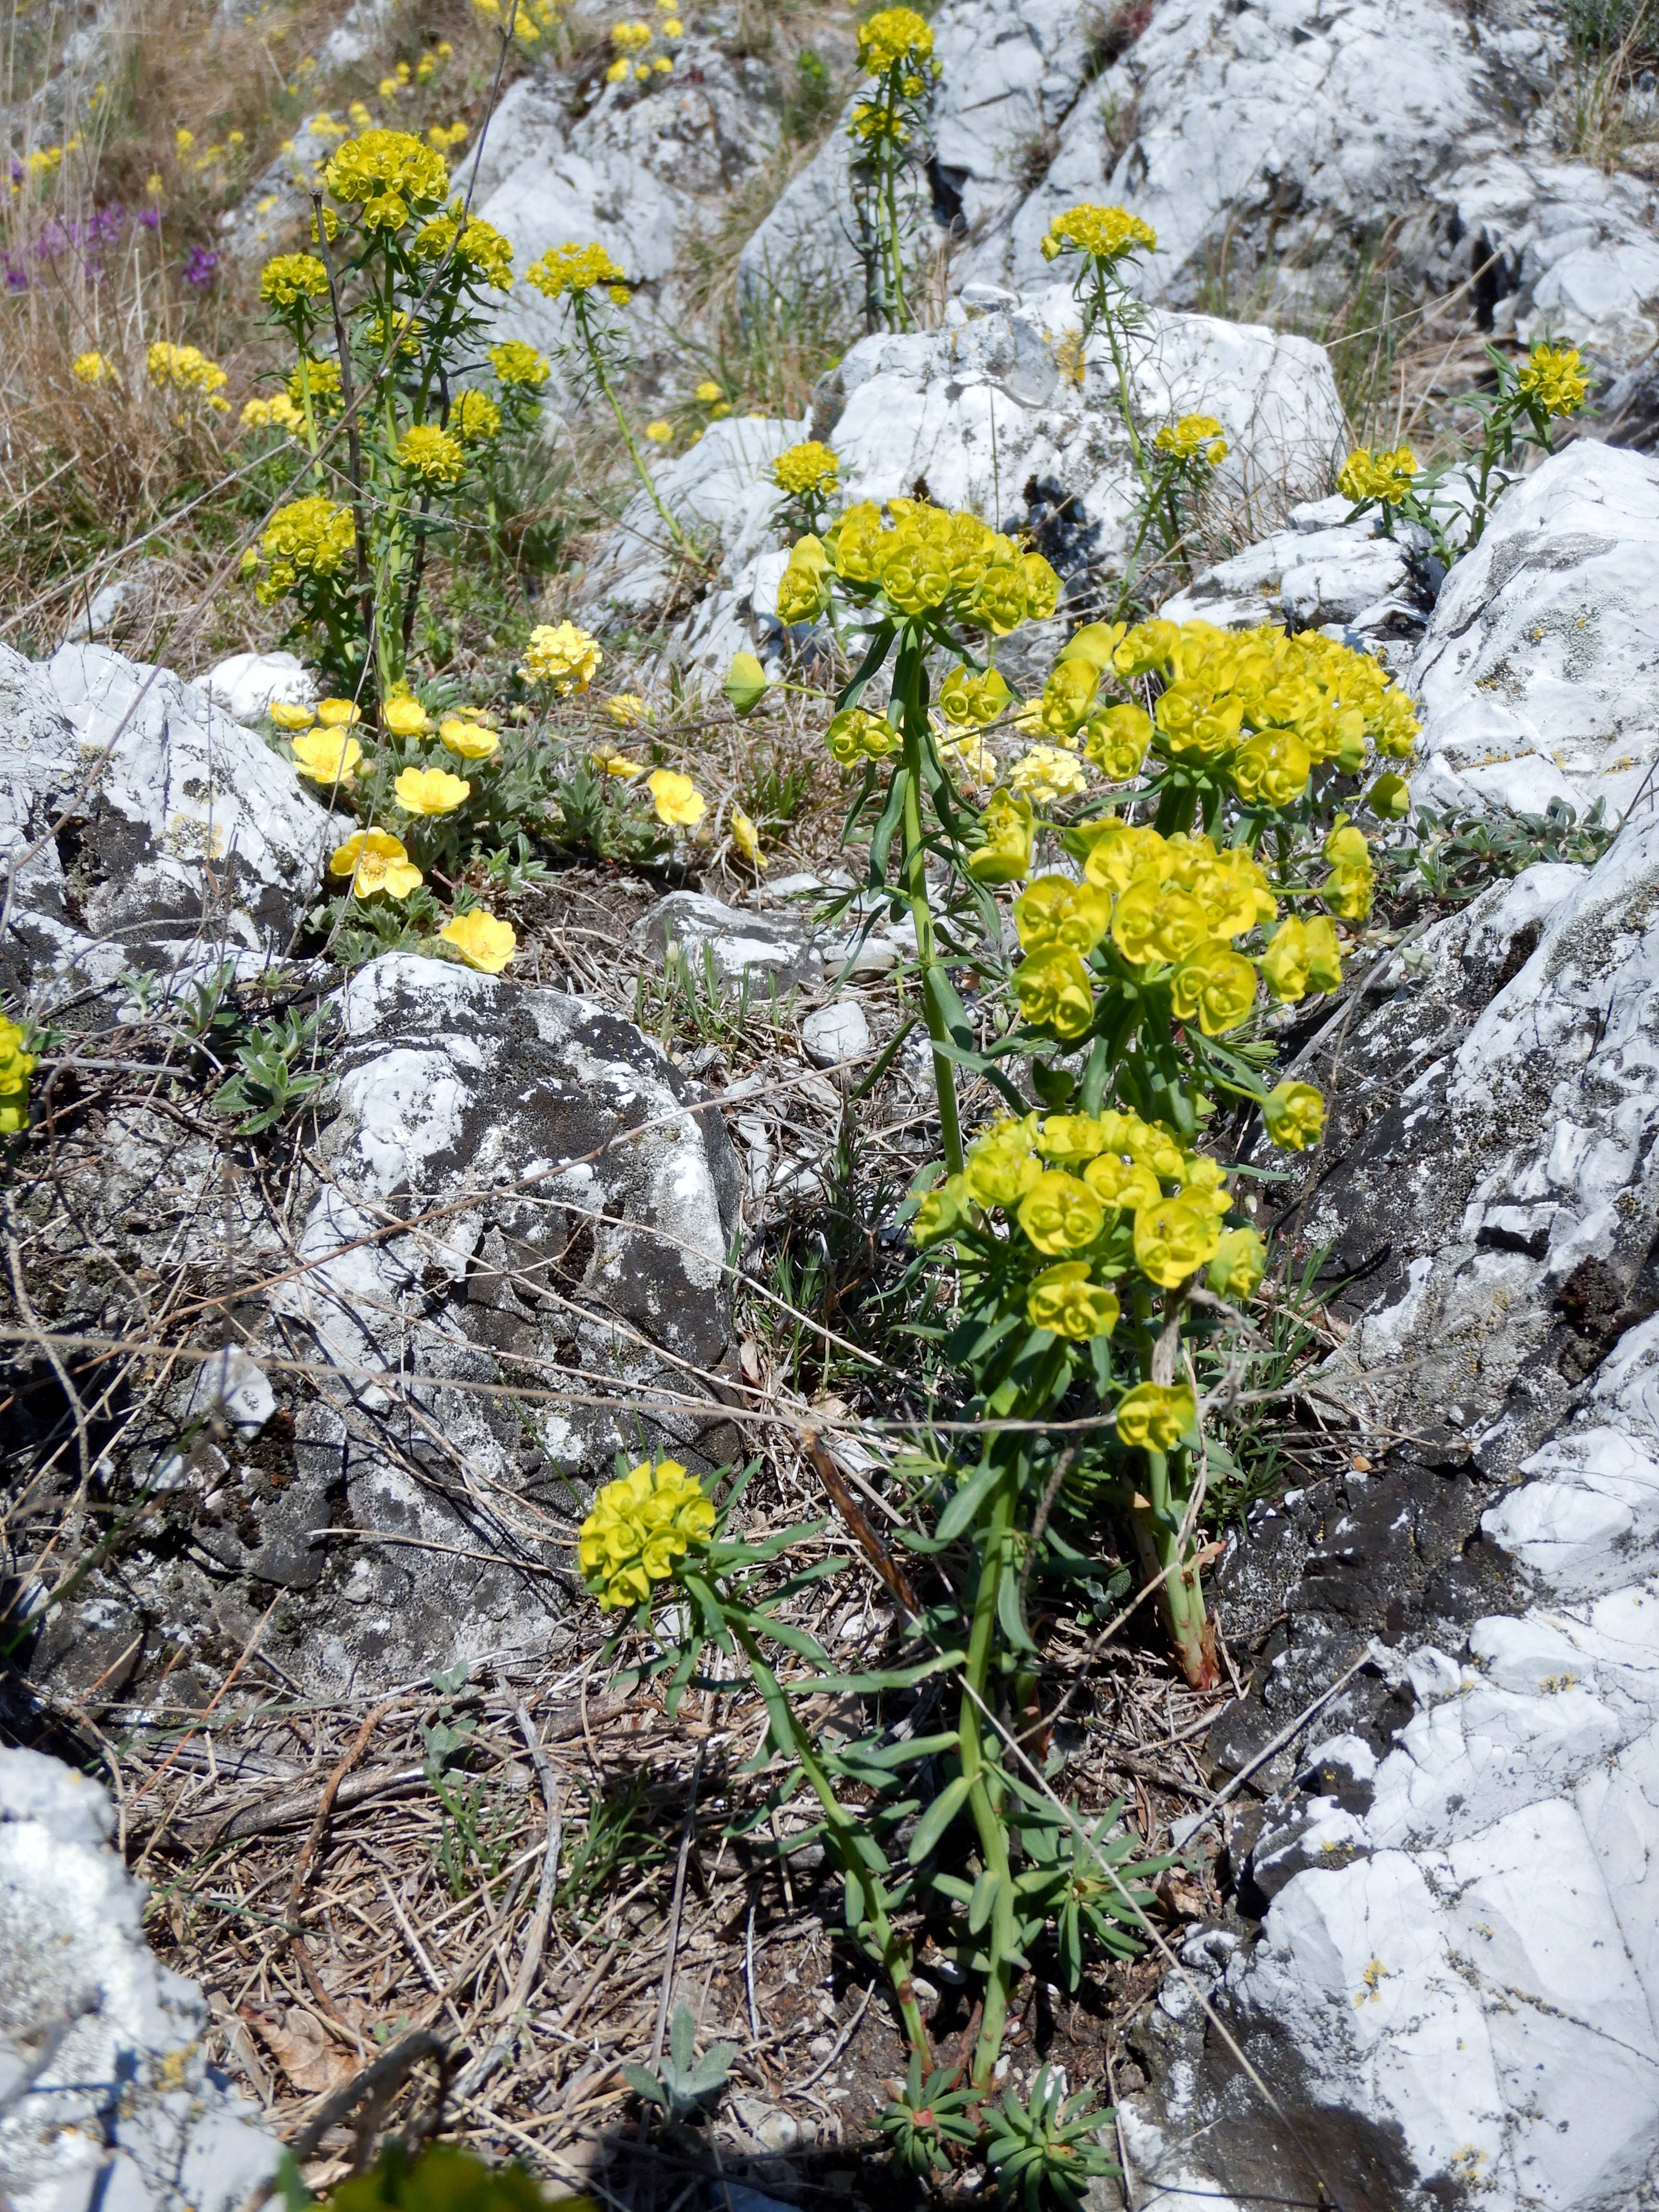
[330,829,422,899]
[731,808,766,868]
[440,909,517,972]
[578,1459,715,1610]
[290,729,362,786]
[395,766,470,815]
[647,768,706,828]
[439,716,500,760]
[382,697,430,736]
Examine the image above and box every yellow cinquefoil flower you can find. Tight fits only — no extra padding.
[605,693,648,725]
[1041,202,1157,264]
[578,1458,715,1610]
[290,729,362,785]
[330,829,422,898]
[382,697,430,736]
[772,440,840,497]
[966,789,1034,883]
[524,240,630,304]
[317,697,362,726]
[1115,1382,1195,1452]
[647,769,706,828]
[72,350,119,384]
[1018,1170,1106,1255]
[731,809,766,867]
[259,252,329,307]
[439,716,500,760]
[397,424,465,484]
[1154,414,1227,465]
[440,909,517,972]
[521,620,601,691]
[489,339,551,387]
[395,766,470,814]
[1133,1197,1220,1288]
[1012,950,1095,1040]
[0,1015,37,1134]
[1028,1262,1119,1341]
[1336,444,1418,505]
[1517,342,1587,417]
[1263,1080,1325,1151]
[269,699,315,731]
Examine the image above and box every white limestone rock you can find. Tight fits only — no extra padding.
[1409,441,1659,820]
[956,0,1553,310]
[0,642,334,998]
[1127,820,1659,2209]
[263,952,743,1691]
[589,286,1345,664]
[192,650,317,723]
[1160,499,1430,639]
[1434,153,1659,371]
[0,1745,278,2212]
[800,998,871,1068]
[637,890,824,993]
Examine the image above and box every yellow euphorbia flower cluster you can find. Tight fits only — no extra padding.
[1517,342,1588,417]
[489,339,552,387]
[254,495,355,602]
[397,424,466,484]
[323,128,448,228]
[772,439,840,498]
[71,351,119,385]
[1154,413,1227,466]
[412,207,515,289]
[914,1106,1268,1339]
[857,6,934,72]
[1021,617,1417,817]
[239,393,303,434]
[146,342,228,403]
[578,1459,715,1610]
[778,499,1060,636]
[1337,444,1418,505]
[259,252,329,307]
[524,240,631,305]
[0,1016,37,1135]
[1040,202,1157,265]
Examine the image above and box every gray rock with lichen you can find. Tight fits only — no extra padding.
[0,1745,278,2212]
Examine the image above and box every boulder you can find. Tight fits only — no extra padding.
[1126,822,1659,2207]
[638,889,826,994]
[956,0,1553,311]
[739,0,1091,303]
[589,286,1346,667]
[1410,441,1659,821]
[0,1745,277,2212]
[0,642,335,999]
[192,650,316,722]
[1159,495,1434,645]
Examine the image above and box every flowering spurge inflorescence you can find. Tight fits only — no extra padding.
[848,7,941,330]
[0,1016,36,1133]
[523,238,689,549]
[241,127,540,701]
[1338,339,1588,554]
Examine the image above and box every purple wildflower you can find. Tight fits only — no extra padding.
[182,244,218,288]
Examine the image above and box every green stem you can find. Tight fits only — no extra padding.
[730,1621,930,2060]
[1126,1448,1215,1689]
[959,1457,1018,2088]
[1100,297,1147,481]
[584,307,690,556]
[896,651,962,1176]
